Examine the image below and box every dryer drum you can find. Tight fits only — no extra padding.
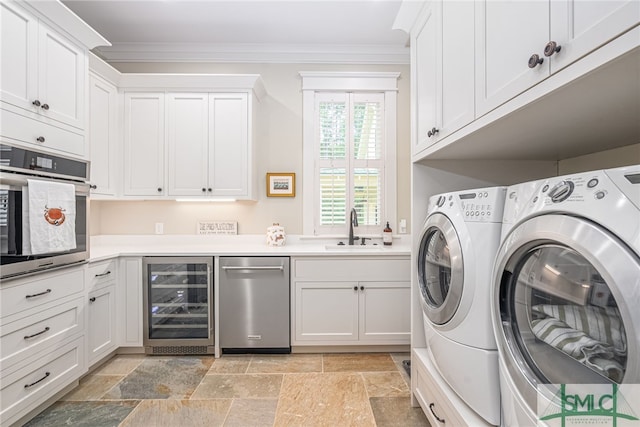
[493,213,640,416]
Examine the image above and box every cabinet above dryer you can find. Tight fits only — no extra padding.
[398,0,640,163]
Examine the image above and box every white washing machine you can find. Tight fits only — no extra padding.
[492,165,640,426]
[417,186,507,425]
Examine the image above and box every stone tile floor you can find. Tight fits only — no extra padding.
[24,352,430,427]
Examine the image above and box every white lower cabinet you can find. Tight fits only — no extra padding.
[87,259,118,366]
[292,257,410,346]
[295,282,359,342]
[1,336,85,427]
[118,257,143,347]
[0,265,87,426]
[87,285,116,366]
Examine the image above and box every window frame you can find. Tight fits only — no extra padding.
[300,71,399,237]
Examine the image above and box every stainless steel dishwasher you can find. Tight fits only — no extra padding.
[219,256,290,353]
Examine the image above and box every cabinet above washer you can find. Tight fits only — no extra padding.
[399,0,640,163]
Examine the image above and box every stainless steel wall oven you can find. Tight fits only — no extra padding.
[0,143,89,280]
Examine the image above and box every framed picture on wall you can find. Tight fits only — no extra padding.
[267,172,295,197]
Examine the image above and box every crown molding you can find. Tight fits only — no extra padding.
[94,42,409,65]
[25,0,110,49]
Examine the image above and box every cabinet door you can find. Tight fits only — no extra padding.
[123,93,165,197]
[37,22,85,130]
[88,74,118,196]
[167,93,209,197]
[475,1,549,116]
[440,0,475,139]
[88,284,116,366]
[550,0,640,73]
[294,282,359,343]
[119,258,143,347]
[208,93,249,196]
[412,4,438,153]
[358,282,410,343]
[0,1,38,111]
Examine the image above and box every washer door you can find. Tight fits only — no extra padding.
[494,214,640,412]
[417,213,464,325]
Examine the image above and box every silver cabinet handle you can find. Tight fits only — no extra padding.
[221,265,284,271]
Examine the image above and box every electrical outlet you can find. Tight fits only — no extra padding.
[155,223,164,235]
[399,219,407,234]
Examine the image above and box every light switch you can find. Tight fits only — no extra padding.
[155,223,164,234]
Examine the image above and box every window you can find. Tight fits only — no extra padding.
[301,72,399,236]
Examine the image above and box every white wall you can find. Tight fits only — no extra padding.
[90,62,411,236]
[558,143,640,175]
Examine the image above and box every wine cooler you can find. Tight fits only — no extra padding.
[143,257,214,354]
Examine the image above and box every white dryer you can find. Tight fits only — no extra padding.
[492,165,640,426]
[417,186,507,425]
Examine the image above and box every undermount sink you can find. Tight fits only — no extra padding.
[324,244,384,250]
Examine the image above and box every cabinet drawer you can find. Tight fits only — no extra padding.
[0,107,85,158]
[87,259,117,290]
[414,356,466,426]
[294,258,410,281]
[1,297,84,371]
[0,267,85,320]
[413,349,488,427]
[0,336,85,426]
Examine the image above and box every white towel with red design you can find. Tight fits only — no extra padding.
[22,179,76,255]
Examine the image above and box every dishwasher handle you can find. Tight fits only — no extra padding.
[221,265,284,272]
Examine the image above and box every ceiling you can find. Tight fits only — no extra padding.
[61,0,410,64]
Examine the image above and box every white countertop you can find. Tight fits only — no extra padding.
[89,234,411,262]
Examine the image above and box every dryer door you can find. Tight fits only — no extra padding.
[417,213,464,325]
[493,214,640,413]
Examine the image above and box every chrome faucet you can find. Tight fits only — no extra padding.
[348,208,359,245]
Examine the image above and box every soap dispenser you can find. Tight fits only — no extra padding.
[383,221,393,246]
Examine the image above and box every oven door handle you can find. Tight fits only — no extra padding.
[0,172,89,194]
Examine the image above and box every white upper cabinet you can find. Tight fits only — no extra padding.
[476,0,640,117]
[37,22,85,130]
[88,73,118,197]
[123,92,166,197]
[208,93,249,197]
[412,5,437,153]
[167,92,250,199]
[1,1,85,130]
[1,1,109,159]
[412,1,475,154]
[550,0,640,73]
[167,93,210,197]
[1,2,38,115]
[475,1,550,116]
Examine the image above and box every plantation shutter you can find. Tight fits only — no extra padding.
[315,92,385,234]
[352,94,384,228]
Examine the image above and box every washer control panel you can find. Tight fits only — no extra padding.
[458,188,507,222]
